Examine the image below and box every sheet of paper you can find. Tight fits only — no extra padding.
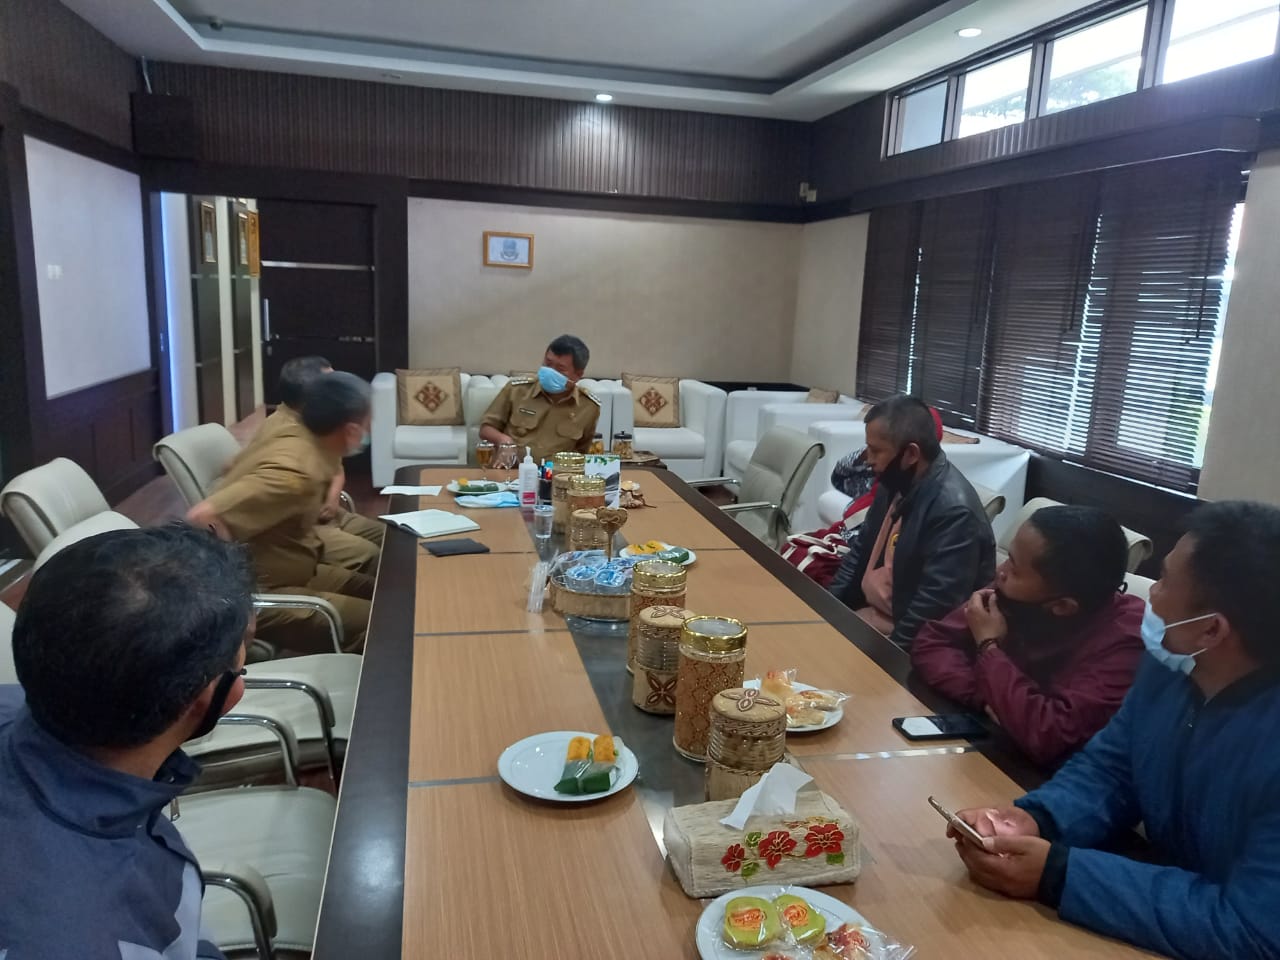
[380,485,443,496]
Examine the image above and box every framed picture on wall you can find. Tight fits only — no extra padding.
[483,231,534,269]
[199,201,217,264]
[246,210,261,277]
[236,211,250,267]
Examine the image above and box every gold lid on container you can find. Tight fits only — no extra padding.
[711,687,786,725]
[633,559,687,590]
[553,452,586,473]
[638,605,694,629]
[681,615,748,653]
[569,475,606,495]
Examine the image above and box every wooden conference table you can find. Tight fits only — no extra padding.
[312,467,1154,959]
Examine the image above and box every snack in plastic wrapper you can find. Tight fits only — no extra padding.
[722,896,782,949]
[812,920,916,960]
[553,734,620,795]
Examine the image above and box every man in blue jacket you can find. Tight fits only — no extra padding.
[0,525,256,959]
[948,500,1280,959]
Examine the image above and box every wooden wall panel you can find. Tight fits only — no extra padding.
[147,62,810,206]
[40,369,162,504]
[0,0,136,149]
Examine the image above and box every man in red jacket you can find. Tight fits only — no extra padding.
[912,505,1143,766]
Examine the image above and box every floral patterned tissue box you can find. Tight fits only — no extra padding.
[663,790,861,898]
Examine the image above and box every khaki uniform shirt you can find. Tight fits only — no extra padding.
[481,378,600,463]
[206,419,340,589]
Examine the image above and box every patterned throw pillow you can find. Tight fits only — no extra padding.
[805,387,841,404]
[396,368,464,426]
[622,374,681,429]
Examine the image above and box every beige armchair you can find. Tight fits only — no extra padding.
[169,712,336,959]
[996,496,1154,573]
[690,427,824,549]
[0,458,134,558]
[6,455,357,787]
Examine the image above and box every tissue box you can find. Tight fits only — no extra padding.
[663,789,860,898]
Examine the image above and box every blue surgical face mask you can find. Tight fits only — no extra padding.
[346,429,370,457]
[1141,601,1215,674]
[538,365,569,394]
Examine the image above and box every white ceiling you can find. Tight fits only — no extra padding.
[60,0,1097,120]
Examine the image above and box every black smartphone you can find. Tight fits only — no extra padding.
[892,713,988,741]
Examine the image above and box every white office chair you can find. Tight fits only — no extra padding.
[690,427,825,549]
[10,455,357,788]
[0,458,134,558]
[996,497,1153,573]
[0,597,333,960]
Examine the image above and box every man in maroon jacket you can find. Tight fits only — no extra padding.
[912,505,1143,767]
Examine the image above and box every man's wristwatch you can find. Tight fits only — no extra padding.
[976,637,1000,654]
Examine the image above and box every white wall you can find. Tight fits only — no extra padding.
[25,137,151,398]
[407,199,801,380]
[1200,149,1280,502]
[791,214,869,396]
[160,193,198,431]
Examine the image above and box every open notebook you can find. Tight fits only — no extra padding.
[379,509,480,539]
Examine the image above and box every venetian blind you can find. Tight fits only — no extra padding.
[911,190,996,427]
[855,202,919,400]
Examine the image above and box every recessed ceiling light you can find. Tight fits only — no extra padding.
[595,93,614,102]
[956,27,982,38]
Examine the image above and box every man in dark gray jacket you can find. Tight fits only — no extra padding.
[829,395,995,651]
[0,525,255,959]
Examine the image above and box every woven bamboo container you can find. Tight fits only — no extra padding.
[569,509,609,550]
[631,605,694,715]
[568,474,606,513]
[673,616,747,761]
[548,577,629,621]
[551,452,586,534]
[626,560,687,675]
[705,688,786,801]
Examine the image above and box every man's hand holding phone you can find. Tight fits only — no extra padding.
[946,804,1049,900]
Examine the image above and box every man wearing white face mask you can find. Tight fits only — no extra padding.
[188,372,374,653]
[942,500,1280,959]
[480,334,600,466]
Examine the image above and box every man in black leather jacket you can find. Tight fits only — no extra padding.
[829,396,995,651]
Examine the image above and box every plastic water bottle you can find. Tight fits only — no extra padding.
[518,447,538,507]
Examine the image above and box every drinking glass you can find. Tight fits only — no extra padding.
[475,440,494,478]
[497,442,519,481]
[533,503,554,542]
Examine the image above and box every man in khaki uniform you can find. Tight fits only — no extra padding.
[187,372,374,654]
[236,355,383,575]
[480,334,600,465]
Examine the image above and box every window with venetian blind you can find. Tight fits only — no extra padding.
[855,151,1244,492]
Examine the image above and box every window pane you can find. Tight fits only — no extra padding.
[1044,8,1146,114]
[958,50,1032,138]
[1162,0,1279,84]
[897,82,947,153]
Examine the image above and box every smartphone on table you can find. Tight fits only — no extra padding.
[892,713,987,741]
[928,796,988,848]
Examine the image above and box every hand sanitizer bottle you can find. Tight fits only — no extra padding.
[518,447,538,506]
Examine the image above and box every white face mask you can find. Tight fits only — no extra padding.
[1141,601,1216,674]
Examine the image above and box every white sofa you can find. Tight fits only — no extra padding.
[371,373,508,486]
[800,420,1031,541]
[611,380,727,480]
[723,391,863,480]
[575,378,621,443]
